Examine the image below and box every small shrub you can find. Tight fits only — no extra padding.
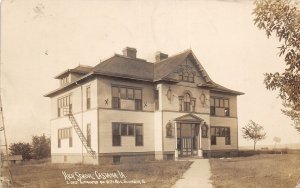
[9,142,32,160]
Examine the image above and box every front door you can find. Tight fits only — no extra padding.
[181,137,193,156]
[177,123,199,156]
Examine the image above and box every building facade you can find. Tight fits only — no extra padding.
[45,47,243,164]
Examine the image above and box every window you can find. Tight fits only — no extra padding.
[113,156,121,163]
[155,90,159,111]
[120,124,135,136]
[184,93,191,111]
[112,123,143,146]
[112,123,121,146]
[57,95,72,117]
[58,127,72,148]
[224,99,230,116]
[201,124,208,138]
[191,100,195,112]
[225,128,231,145]
[127,88,134,99]
[134,89,142,111]
[210,98,215,115]
[179,92,195,112]
[210,126,230,145]
[111,86,142,110]
[128,124,134,136]
[188,73,194,82]
[210,97,230,117]
[135,125,143,146]
[112,86,120,109]
[179,72,183,80]
[178,71,194,82]
[87,124,91,147]
[69,132,72,147]
[86,86,91,110]
[61,75,70,86]
[210,127,216,145]
[166,122,173,137]
[121,124,127,136]
[183,72,189,81]
[166,154,174,160]
[120,88,127,99]
[58,132,61,148]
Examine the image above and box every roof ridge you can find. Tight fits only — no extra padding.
[155,49,192,64]
[114,53,152,63]
[75,64,93,68]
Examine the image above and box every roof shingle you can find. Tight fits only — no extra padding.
[45,49,243,97]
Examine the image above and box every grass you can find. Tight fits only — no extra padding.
[209,154,300,188]
[2,159,192,188]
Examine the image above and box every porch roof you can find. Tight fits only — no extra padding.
[174,113,204,123]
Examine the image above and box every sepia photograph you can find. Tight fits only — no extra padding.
[0,0,300,187]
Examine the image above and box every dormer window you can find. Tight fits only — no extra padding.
[61,75,70,86]
[178,71,194,82]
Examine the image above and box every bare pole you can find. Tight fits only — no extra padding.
[0,2,14,186]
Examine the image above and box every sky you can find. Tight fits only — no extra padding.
[0,0,299,146]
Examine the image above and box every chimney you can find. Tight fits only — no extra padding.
[155,51,168,62]
[122,47,137,58]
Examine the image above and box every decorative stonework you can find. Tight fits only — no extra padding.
[166,86,173,103]
[199,92,208,107]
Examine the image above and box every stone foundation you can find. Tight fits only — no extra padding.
[203,149,238,158]
[51,150,237,164]
[51,152,155,165]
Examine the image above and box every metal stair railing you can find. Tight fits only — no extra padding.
[63,108,96,159]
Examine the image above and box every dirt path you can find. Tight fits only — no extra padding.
[172,159,212,188]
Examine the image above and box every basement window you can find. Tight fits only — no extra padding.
[113,156,120,164]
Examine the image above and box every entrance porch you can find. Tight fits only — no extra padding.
[174,114,206,158]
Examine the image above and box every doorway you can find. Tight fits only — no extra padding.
[177,123,199,156]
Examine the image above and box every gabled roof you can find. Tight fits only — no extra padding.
[54,65,93,79]
[154,50,213,83]
[154,50,191,81]
[45,49,244,97]
[174,113,204,122]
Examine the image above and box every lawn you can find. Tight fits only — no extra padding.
[2,159,192,188]
[210,154,300,188]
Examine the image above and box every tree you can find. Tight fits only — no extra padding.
[253,0,300,132]
[273,136,281,149]
[9,142,32,160]
[242,120,266,151]
[31,134,51,159]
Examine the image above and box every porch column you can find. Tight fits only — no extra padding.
[174,121,178,160]
[198,121,203,158]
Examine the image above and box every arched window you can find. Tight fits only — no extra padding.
[184,93,191,111]
[179,92,196,112]
[201,123,208,138]
[166,122,173,137]
[178,71,194,82]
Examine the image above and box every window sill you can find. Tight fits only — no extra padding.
[121,135,135,137]
[111,108,144,112]
[210,115,232,118]
[166,136,174,138]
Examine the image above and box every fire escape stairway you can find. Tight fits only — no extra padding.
[66,113,96,159]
